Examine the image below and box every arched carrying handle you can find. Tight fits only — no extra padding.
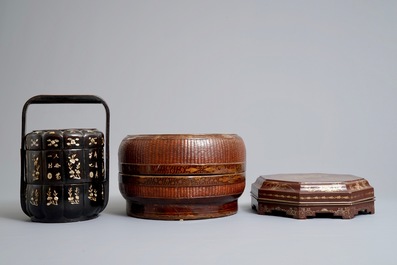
[20,95,110,216]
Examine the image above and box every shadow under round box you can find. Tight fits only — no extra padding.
[251,173,375,219]
[118,134,246,220]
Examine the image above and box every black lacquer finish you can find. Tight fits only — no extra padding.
[21,95,110,222]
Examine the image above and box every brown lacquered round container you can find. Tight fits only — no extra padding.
[118,134,246,220]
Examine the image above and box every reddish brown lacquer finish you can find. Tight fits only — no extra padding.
[119,134,246,220]
[251,173,375,219]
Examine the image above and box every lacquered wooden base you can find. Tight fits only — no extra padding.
[251,173,375,220]
[252,199,375,219]
[126,198,238,220]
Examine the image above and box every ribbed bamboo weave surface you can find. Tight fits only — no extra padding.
[118,134,246,220]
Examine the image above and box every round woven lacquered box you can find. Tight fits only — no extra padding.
[118,134,246,220]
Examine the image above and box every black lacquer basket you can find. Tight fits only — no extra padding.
[20,95,110,222]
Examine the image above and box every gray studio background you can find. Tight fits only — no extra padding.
[1,1,396,265]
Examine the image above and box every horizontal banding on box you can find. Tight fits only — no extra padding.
[119,173,245,186]
[120,180,245,199]
[119,163,245,175]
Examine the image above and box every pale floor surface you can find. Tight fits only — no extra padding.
[1,195,396,265]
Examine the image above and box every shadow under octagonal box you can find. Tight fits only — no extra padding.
[21,95,110,223]
[251,173,375,219]
[118,134,246,220]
